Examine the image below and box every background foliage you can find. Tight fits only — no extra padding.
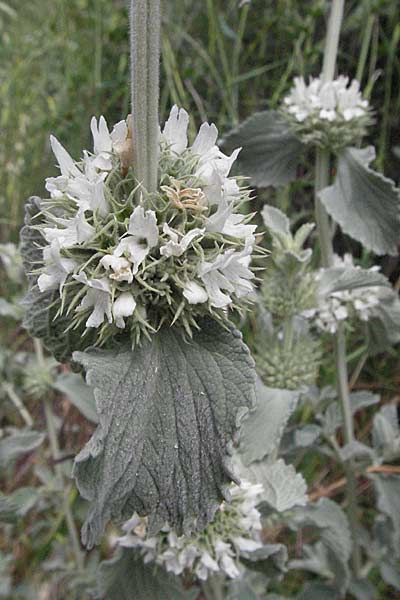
[0,0,399,598]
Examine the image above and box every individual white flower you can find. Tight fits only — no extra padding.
[37,241,77,294]
[161,105,189,155]
[48,135,81,180]
[233,537,263,553]
[182,281,209,305]
[74,272,112,328]
[114,206,158,273]
[199,244,254,308]
[111,116,133,171]
[90,116,113,171]
[43,209,95,248]
[113,292,137,329]
[68,153,109,214]
[100,255,133,283]
[195,551,220,580]
[160,223,204,257]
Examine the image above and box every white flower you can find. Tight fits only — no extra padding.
[182,281,209,305]
[113,292,137,329]
[160,223,204,257]
[48,135,81,179]
[74,272,112,328]
[283,75,369,124]
[111,117,133,170]
[43,209,95,248]
[37,241,77,294]
[199,244,254,308]
[100,255,133,283]
[90,116,113,171]
[114,206,159,273]
[161,105,189,155]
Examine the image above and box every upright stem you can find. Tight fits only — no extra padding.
[321,0,345,82]
[314,0,362,577]
[314,148,333,268]
[34,339,84,571]
[130,0,161,195]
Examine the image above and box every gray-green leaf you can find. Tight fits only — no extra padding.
[96,548,197,600]
[290,498,351,593]
[248,458,307,512]
[239,381,299,465]
[319,146,400,255]
[221,111,303,187]
[54,372,98,424]
[73,319,256,548]
[0,429,44,469]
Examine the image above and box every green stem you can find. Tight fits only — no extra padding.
[314,148,333,268]
[130,0,161,195]
[315,0,362,578]
[34,339,84,572]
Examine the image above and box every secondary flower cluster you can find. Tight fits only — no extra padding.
[303,255,381,334]
[115,480,264,581]
[33,106,257,345]
[282,75,372,150]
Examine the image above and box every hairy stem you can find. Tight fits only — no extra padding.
[34,339,84,571]
[315,0,362,578]
[130,0,161,195]
[321,0,345,82]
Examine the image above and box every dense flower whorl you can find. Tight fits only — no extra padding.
[30,106,258,346]
[282,75,372,150]
[114,480,264,581]
[303,255,381,334]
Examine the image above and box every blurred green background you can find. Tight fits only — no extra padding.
[0,0,399,243]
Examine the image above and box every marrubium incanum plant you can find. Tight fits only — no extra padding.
[20,0,259,552]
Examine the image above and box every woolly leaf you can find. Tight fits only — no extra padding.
[372,404,400,461]
[248,458,307,512]
[239,381,299,465]
[319,146,400,255]
[317,266,389,298]
[291,498,351,593]
[54,372,98,424]
[73,318,256,548]
[96,548,197,600]
[371,474,400,554]
[0,429,44,469]
[261,205,290,236]
[367,286,400,354]
[221,110,303,187]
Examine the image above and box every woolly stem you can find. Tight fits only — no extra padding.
[34,339,84,572]
[130,0,161,195]
[314,0,362,578]
[202,575,225,600]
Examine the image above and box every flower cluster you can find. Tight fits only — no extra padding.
[115,480,264,581]
[31,106,257,346]
[282,75,372,150]
[303,255,381,334]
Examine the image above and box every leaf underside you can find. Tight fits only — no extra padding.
[73,318,256,548]
[319,146,400,255]
[221,110,303,187]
